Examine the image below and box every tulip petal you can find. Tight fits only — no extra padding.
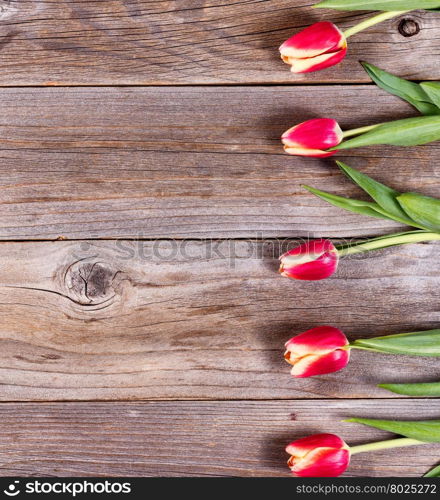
[280,238,333,260]
[287,46,347,74]
[282,118,343,150]
[286,254,338,280]
[279,22,345,59]
[279,239,339,281]
[286,433,347,457]
[290,349,350,377]
[283,146,337,157]
[285,326,349,355]
[291,448,350,477]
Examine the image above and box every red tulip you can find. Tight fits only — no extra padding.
[286,433,350,477]
[281,118,343,157]
[284,326,350,378]
[279,22,347,74]
[279,239,339,280]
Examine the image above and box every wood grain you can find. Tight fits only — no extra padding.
[0,400,439,476]
[0,0,438,479]
[0,1,438,85]
[0,239,438,401]
[1,86,439,239]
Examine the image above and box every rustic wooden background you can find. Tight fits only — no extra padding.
[0,0,439,477]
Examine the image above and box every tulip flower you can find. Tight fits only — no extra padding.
[281,118,343,157]
[279,22,347,74]
[286,433,350,477]
[280,11,409,74]
[286,432,428,477]
[280,232,440,282]
[281,119,376,157]
[282,115,440,158]
[285,326,440,378]
[279,238,339,280]
[284,326,349,377]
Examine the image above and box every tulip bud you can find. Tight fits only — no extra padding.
[279,239,339,280]
[279,22,347,74]
[286,433,350,477]
[281,118,343,157]
[284,326,350,378]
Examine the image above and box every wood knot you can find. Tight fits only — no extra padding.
[63,258,125,309]
[398,18,420,37]
[0,0,18,20]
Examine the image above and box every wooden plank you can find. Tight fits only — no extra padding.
[0,1,438,85]
[1,86,439,239]
[0,239,438,401]
[0,400,439,476]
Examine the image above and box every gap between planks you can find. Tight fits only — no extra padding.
[0,82,381,88]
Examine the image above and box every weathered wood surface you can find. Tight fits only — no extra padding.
[0,1,438,85]
[1,86,439,240]
[0,239,437,401]
[0,400,439,476]
[0,0,439,479]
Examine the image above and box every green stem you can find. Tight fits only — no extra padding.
[343,11,411,39]
[342,124,381,139]
[337,231,440,257]
[350,437,424,455]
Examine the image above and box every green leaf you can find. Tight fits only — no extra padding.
[345,418,440,442]
[398,193,440,231]
[304,181,428,229]
[314,0,440,10]
[302,185,397,220]
[335,116,440,150]
[379,382,440,397]
[421,82,440,109]
[425,464,440,477]
[354,329,440,356]
[336,161,417,224]
[361,62,439,116]
[304,163,440,231]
